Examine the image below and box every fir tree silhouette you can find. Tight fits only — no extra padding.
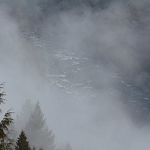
[15,131,31,150]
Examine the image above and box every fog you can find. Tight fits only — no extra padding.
[0,0,150,150]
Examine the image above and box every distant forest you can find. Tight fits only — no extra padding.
[0,85,72,150]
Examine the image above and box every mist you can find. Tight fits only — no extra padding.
[0,0,150,150]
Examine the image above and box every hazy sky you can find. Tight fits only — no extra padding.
[1,0,150,150]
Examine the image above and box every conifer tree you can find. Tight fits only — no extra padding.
[15,100,34,131]
[15,131,31,150]
[0,84,14,150]
[25,102,55,150]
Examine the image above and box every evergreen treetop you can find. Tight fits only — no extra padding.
[15,131,31,150]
